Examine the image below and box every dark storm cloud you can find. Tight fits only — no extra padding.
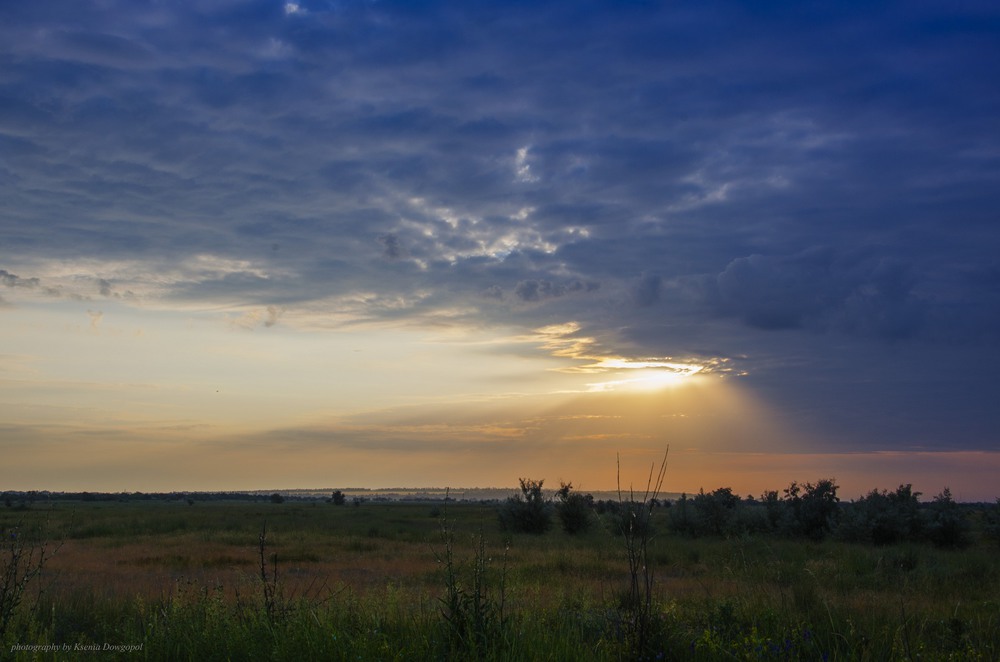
[632,274,662,308]
[2,0,999,452]
[707,248,921,339]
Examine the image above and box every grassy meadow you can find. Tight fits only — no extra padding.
[2,496,999,660]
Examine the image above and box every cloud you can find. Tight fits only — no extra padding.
[514,146,539,183]
[632,273,662,308]
[1,269,40,290]
[377,233,403,259]
[514,279,599,303]
[706,249,923,340]
[480,285,503,300]
[712,250,842,331]
[229,305,286,330]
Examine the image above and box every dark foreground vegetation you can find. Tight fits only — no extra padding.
[2,477,999,660]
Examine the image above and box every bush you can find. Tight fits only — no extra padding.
[839,484,923,545]
[983,499,1000,547]
[728,502,771,536]
[609,499,653,539]
[498,478,552,534]
[436,516,508,656]
[1,522,57,639]
[781,479,840,540]
[667,493,695,536]
[694,487,740,536]
[667,488,742,537]
[555,483,593,535]
[924,488,971,549]
[760,489,786,533]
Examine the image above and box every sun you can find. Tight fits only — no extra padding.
[630,368,692,390]
[586,363,704,392]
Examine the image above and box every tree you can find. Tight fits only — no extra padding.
[983,499,1000,548]
[782,479,839,539]
[692,487,740,536]
[555,482,593,535]
[498,478,552,534]
[924,488,970,549]
[760,489,785,532]
[839,484,922,545]
[331,490,346,506]
[667,493,695,536]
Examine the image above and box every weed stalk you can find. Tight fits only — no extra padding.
[617,448,669,657]
[0,520,60,639]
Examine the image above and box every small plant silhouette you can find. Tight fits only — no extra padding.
[617,448,669,658]
[436,495,509,657]
[1,521,59,638]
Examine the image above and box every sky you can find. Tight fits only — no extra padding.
[2,0,999,500]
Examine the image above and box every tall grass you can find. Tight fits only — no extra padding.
[1,499,998,660]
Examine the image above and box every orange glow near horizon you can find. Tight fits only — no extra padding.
[1,306,997,502]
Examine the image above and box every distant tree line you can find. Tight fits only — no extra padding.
[7,483,1000,549]
[1,489,480,507]
[496,479,1000,549]
[665,481,987,548]
[0,490,314,506]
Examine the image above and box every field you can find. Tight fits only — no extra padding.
[2,497,999,660]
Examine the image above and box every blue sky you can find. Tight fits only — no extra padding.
[2,1,999,498]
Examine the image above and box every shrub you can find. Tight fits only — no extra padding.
[983,499,1000,547]
[498,478,552,534]
[782,479,840,540]
[839,484,923,545]
[729,501,771,536]
[924,488,971,549]
[609,499,654,539]
[760,489,786,533]
[555,483,593,535]
[436,514,508,656]
[667,488,742,537]
[1,522,58,639]
[667,493,695,536]
[694,487,740,536]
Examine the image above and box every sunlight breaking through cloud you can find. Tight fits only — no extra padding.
[2,0,999,497]
[518,322,721,392]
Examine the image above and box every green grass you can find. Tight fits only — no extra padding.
[2,500,998,660]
